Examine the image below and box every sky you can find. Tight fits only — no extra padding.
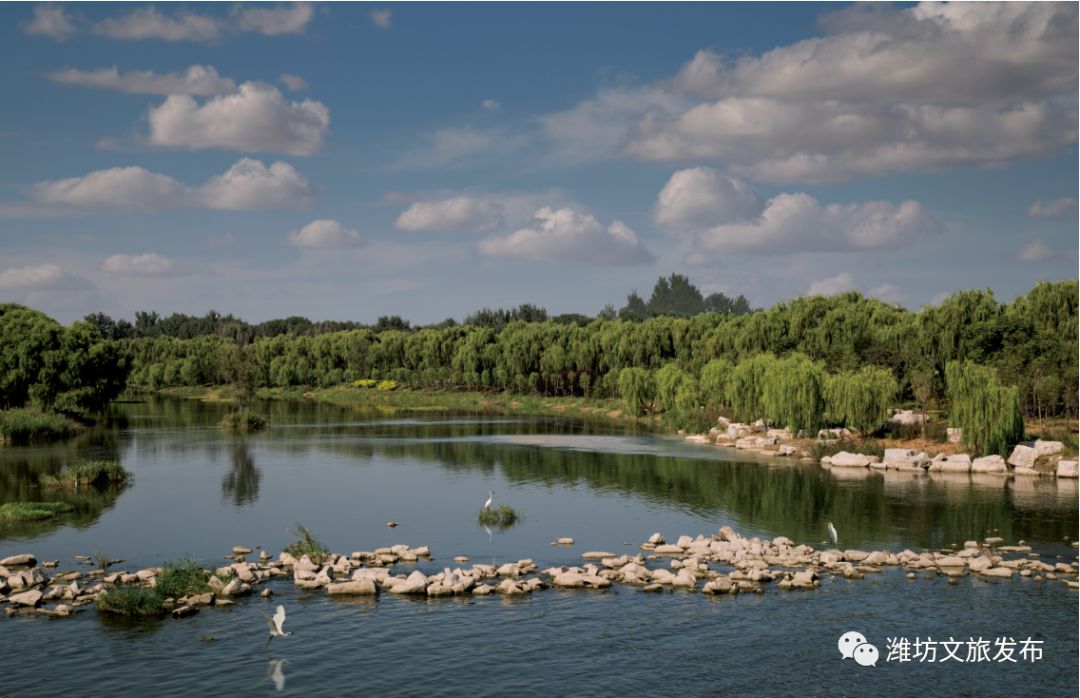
[0,1,1077,324]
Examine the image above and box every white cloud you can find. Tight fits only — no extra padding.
[0,263,89,291]
[94,6,222,41]
[288,220,363,248]
[395,197,504,232]
[482,99,501,111]
[806,273,856,296]
[279,73,309,92]
[23,4,77,40]
[1017,240,1054,262]
[393,127,526,170]
[654,167,764,229]
[654,168,941,257]
[535,2,1077,183]
[371,9,393,30]
[31,167,189,211]
[86,3,312,42]
[232,3,314,36]
[145,82,329,155]
[478,207,654,266]
[46,65,236,95]
[867,283,906,305]
[197,159,315,210]
[100,253,176,276]
[24,158,313,213]
[1028,197,1076,219]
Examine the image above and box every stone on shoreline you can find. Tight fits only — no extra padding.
[971,455,1007,474]
[327,580,378,596]
[9,589,43,607]
[1057,460,1078,478]
[830,451,870,468]
[0,554,36,568]
[929,454,971,473]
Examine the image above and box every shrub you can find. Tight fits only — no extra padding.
[0,501,74,522]
[353,379,377,388]
[42,459,130,488]
[285,523,329,565]
[97,587,166,617]
[478,505,519,527]
[155,557,211,599]
[220,411,267,431]
[376,380,398,391]
[0,408,78,445]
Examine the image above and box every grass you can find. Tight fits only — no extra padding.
[478,505,519,527]
[1026,418,1079,457]
[285,523,329,565]
[96,587,167,618]
[220,410,268,431]
[41,459,131,488]
[0,501,74,522]
[155,557,211,599]
[0,408,79,445]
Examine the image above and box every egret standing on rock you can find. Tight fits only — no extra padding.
[262,605,290,647]
[827,522,838,546]
[483,491,494,510]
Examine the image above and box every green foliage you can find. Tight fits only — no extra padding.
[945,361,1024,456]
[220,411,267,431]
[42,459,130,488]
[477,504,518,527]
[353,379,377,388]
[376,380,399,391]
[760,353,826,433]
[155,557,211,599]
[699,358,734,411]
[0,501,74,522]
[617,367,655,416]
[97,587,166,617]
[825,366,899,433]
[726,353,777,423]
[0,408,78,444]
[285,523,329,565]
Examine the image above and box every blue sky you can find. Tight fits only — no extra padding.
[1,2,1076,324]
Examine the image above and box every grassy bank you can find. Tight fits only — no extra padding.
[0,408,79,445]
[0,501,75,523]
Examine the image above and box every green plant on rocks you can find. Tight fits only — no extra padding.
[478,505,519,527]
[155,557,211,599]
[96,587,166,618]
[285,523,329,565]
[41,459,130,488]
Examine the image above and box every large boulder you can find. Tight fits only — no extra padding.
[830,451,871,468]
[1008,445,1037,470]
[889,410,928,426]
[882,449,930,470]
[327,580,378,596]
[9,589,42,607]
[929,454,971,473]
[1033,440,1064,457]
[0,554,36,567]
[971,455,1007,474]
[1057,460,1078,478]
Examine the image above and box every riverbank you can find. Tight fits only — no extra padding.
[0,408,81,445]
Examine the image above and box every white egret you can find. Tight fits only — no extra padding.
[262,605,290,647]
[483,491,494,510]
[827,522,838,546]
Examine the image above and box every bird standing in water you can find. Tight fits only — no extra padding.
[483,491,494,510]
[827,522,838,546]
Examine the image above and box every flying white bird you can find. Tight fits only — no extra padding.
[262,605,290,647]
[483,491,494,510]
[827,522,838,546]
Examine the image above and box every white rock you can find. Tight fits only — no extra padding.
[971,455,1007,473]
[1057,460,1078,478]
[327,580,377,595]
[1008,444,1037,470]
[830,451,871,468]
[947,427,963,444]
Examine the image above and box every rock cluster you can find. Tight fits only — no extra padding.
[818,440,1076,479]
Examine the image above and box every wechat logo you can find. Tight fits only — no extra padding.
[838,631,879,667]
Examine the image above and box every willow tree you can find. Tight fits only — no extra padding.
[825,366,898,433]
[945,361,1024,457]
[760,353,826,433]
[654,363,690,413]
[699,358,734,412]
[725,353,777,423]
[617,367,655,417]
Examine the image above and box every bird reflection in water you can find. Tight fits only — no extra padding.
[266,659,286,691]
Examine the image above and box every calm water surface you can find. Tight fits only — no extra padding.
[1,398,1077,696]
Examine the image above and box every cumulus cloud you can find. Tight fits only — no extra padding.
[655,167,941,257]
[22,4,76,40]
[1028,197,1076,219]
[23,158,313,213]
[395,197,504,232]
[1016,240,1054,262]
[371,9,392,30]
[478,207,654,266]
[279,73,309,92]
[537,2,1077,183]
[145,82,330,155]
[288,219,363,248]
[79,3,312,42]
[46,65,236,95]
[0,263,89,291]
[654,167,764,229]
[806,273,856,296]
[100,253,176,276]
